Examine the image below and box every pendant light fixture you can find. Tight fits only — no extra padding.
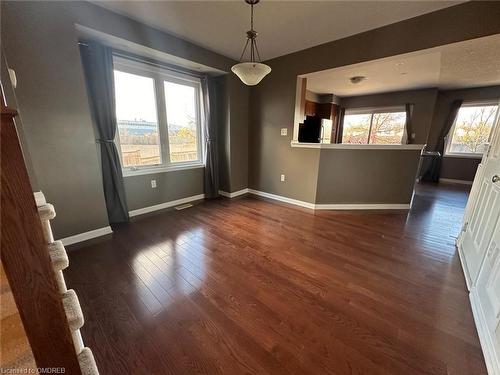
[231,0,271,86]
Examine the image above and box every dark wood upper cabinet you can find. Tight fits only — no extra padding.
[316,103,332,119]
[304,100,332,120]
[304,100,317,117]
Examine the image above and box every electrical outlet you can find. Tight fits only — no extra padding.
[280,174,286,182]
[280,128,288,136]
[151,179,157,188]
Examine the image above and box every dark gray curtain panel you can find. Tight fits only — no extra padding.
[403,103,413,144]
[79,41,129,223]
[421,99,463,182]
[335,107,346,143]
[201,76,219,199]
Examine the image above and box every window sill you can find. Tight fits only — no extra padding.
[290,141,425,151]
[443,154,483,159]
[123,164,204,177]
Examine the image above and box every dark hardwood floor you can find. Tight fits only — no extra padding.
[65,183,487,375]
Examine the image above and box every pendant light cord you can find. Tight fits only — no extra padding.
[250,2,255,62]
[251,2,254,31]
[237,0,261,63]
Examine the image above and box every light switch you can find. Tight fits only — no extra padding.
[151,179,157,188]
[280,128,288,136]
[280,174,286,182]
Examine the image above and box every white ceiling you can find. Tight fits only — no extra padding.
[91,0,462,61]
[304,34,500,97]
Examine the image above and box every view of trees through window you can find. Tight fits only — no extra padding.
[164,81,198,163]
[447,105,498,155]
[114,68,200,169]
[342,111,406,144]
[342,114,371,143]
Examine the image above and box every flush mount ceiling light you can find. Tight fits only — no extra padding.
[349,76,367,84]
[231,0,271,86]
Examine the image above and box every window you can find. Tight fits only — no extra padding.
[113,56,203,176]
[164,82,199,163]
[114,71,161,167]
[342,108,407,145]
[342,114,371,144]
[445,103,498,157]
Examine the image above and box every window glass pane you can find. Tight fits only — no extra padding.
[370,112,406,144]
[114,70,161,167]
[448,105,498,155]
[342,114,371,144]
[164,81,199,163]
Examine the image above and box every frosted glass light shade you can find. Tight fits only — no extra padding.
[231,62,271,86]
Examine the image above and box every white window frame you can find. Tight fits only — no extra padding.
[444,101,499,159]
[113,55,205,177]
[342,106,407,145]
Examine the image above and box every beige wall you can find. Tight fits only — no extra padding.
[249,71,322,202]
[250,2,500,201]
[441,158,481,182]
[316,149,421,204]
[125,168,204,211]
[1,1,247,238]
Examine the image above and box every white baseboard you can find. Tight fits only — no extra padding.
[439,178,473,185]
[246,189,410,211]
[314,203,410,210]
[219,188,249,198]
[247,189,316,209]
[129,193,205,217]
[60,226,113,246]
[469,288,500,375]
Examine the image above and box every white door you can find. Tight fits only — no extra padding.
[474,219,500,373]
[459,104,500,288]
[458,102,500,374]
